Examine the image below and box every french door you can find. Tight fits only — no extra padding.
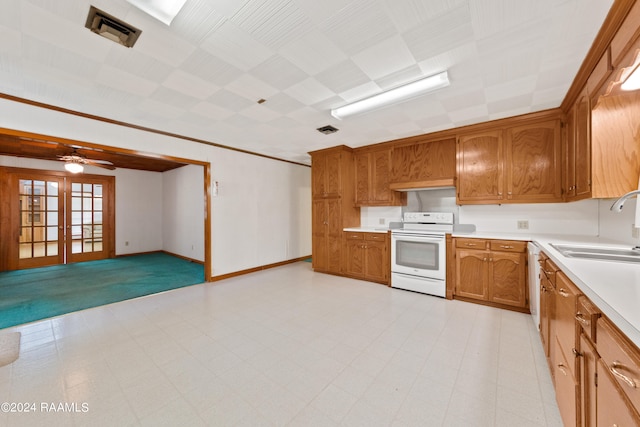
[1,168,114,271]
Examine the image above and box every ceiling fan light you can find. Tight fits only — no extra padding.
[127,0,187,25]
[65,162,84,174]
[331,71,450,120]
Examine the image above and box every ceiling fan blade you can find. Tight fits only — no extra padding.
[85,160,116,170]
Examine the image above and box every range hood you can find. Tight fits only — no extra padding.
[389,178,455,192]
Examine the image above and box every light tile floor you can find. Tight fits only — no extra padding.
[0,262,563,427]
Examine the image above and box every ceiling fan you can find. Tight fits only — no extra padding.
[58,150,115,173]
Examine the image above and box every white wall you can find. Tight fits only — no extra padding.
[0,97,312,277]
[0,155,163,255]
[162,165,205,262]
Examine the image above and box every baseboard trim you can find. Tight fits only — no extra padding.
[116,250,204,265]
[210,256,311,282]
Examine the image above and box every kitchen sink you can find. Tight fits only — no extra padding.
[550,243,640,263]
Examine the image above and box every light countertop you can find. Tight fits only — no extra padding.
[344,227,390,233]
[452,231,640,348]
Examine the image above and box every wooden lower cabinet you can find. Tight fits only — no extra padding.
[539,250,640,427]
[596,359,640,426]
[343,232,389,285]
[453,238,528,311]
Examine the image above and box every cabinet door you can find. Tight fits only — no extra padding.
[579,333,597,427]
[597,359,640,427]
[505,120,562,202]
[344,238,365,277]
[312,199,328,271]
[457,131,504,203]
[489,251,527,308]
[312,151,342,197]
[455,249,488,300]
[554,337,578,427]
[354,152,370,203]
[574,90,592,199]
[390,138,456,187]
[365,240,388,283]
[539,271,552,358]
[371,150,392,203]
[326,199,342,273]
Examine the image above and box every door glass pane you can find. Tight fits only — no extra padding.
[18,178,61,261]
[70,182,104,256]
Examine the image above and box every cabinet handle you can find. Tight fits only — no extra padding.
[541,285,547,292]
[466,243,477,246]
[543,270,553,276]
[610,361,639,388]
[499,245,513,249]
[557,364,568,376]
[575,313,590,327]
[489,258,493,262]
[483,257,487,262]
[572,348,583,357]
[558,288,570,298]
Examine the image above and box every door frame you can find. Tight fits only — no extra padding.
[0,167,115,270]
[0,128,211,279]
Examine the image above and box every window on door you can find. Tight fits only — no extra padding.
[1,168,115,271]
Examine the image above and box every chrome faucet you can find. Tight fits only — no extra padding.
[610,190,640,212]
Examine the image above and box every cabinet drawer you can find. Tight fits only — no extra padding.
[489,240,526,252]
[365,233,386,242]
[576,296,600,343]
[542,258,560,285]
[597,317,640,414]
[345,232,364,240]
[456,238,486,249]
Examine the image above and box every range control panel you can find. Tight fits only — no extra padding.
[403,212,454,224]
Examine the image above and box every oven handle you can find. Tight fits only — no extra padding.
[392,233,445,242]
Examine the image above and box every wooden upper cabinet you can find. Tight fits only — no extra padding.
[505,119,562,202]
[457,117,562,204]
[457,131,504,203]
[312,148,342,198]
[566,88,592,201]
[354,148,406,206]
[389,138,456,189]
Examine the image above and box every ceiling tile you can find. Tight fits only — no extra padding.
[180,48,243,87]
[484,76,537,103]
[207,89,255,112]
[250,55,308,90]
[284,78,335,105]
[319,0,398,56]
[403,4,474,62]
[105,49,174,85]
[278,30,347,76]
[133,25,196,68]
[351,36,416,80]
[224,73,279,102]
[191,101,236,121]
[169,0,225,44]
[162,70,219,100]
[314,60,371,93]
[201,20,274,71]
[257,92,305,114]
[381,0,469,33]
[151,86,200,110]
[230,0,313,50]
[96,64,158,97]
[374,65,424,91]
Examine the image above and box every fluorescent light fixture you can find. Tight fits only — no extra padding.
[64,161,84,174]
[621,65,640,91]
[127,0,187,25]
[331,71,450,120]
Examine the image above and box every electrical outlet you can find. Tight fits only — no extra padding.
[379,218,385,225]
[632,224,640,239]
[517,220,529,230]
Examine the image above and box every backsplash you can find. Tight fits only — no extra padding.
[361,189,640,245]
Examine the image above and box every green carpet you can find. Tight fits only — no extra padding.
[0,253,205,329]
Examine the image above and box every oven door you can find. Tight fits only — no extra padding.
[391,232,446,280]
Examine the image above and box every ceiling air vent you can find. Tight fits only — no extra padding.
[317,125,339,135]
[85,6,142,48]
